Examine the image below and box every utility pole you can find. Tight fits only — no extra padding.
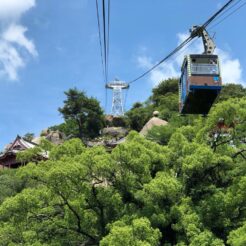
[106,79,129,116]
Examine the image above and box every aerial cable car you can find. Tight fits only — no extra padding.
[179,26,222,115]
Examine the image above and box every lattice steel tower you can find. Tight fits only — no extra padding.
[106,79,129,116]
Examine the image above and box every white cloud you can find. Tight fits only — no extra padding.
[0,41,24,80]
[217,48,243,85]
[137,56,179,84]
[3,24,37,57]
[0,0,37,81]
[137,32,244,86]
[0,0,35,20]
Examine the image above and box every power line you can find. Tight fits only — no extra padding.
[128,0,237,84]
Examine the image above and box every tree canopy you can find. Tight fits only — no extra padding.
[57,88,105,139]
[0,95,245,245]
[0,79,245,245]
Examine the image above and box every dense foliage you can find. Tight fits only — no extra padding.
[218,83,246,102]
[0,91,245,245]
[53,88,105,139]
[126,78,179,131]
[126,80,246,132]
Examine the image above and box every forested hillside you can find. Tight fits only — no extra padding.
[0,80,245,245]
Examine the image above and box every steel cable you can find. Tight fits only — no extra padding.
[128,0,237,84]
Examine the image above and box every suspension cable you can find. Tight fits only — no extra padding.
[102,0,108,82]
[104,0,111,113]
[128,0,237,84]
[209,0,246,29]
[106,0,111,82]
[95,0,106,83]
[208,0,243,23]
[202,0,237,28]
[124,87,129,112]
[95,0,111,112]
[128,36,193,84]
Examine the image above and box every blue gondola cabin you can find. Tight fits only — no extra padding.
[179,54,222,114]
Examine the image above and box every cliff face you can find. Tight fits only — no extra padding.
[86,126,128,150]
[33,130,66,145]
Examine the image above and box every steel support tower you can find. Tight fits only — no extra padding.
[106,79,129,116]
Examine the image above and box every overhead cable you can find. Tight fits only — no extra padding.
[95,0,111,112]
[202,0,237,28]
[209,0,243,22]
[102,0,108,82]
[124,87,129,112]
[107,0,111,82]
[129,36,193,84]
[209,0,246,29]
[128,0,237,84]
[95,0,106,83]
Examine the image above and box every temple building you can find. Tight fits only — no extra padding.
[0,135,47,169]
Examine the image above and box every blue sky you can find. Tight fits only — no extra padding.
[0,0,245,149]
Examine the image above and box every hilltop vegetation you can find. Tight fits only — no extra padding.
[0,79,245,245]
[49,80,246,141]
[50,88,105,140]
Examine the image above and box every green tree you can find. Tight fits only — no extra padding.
[23,133,35,142]
[152,78,180,121]
[16,138,53,164]
[59,88,105,139]
[151,78,179,106]
[219,83,246,102]
[228,222,246,246]
[49,119,79,138]
[0,95,245,245]
[0,169,25,204]
[126,104,153,131]
[100,218,161,246]
[146,125,176,145]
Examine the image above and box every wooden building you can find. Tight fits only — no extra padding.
[0,135,47,169]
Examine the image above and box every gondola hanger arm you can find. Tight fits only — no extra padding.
[190,26,216,54]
